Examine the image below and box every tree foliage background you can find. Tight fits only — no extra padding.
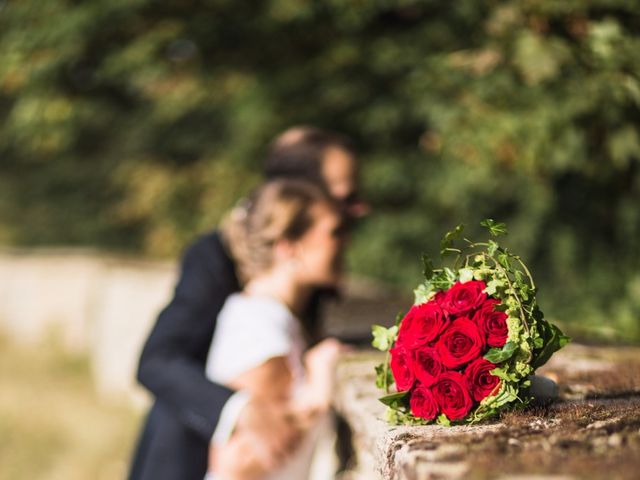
[1,0,639,340]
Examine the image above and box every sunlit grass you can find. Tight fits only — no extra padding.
[0,334,142,480]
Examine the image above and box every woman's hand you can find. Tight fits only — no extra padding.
[304,337,345,375]
[209,430,272,480]
[209,398,302,479]
[297,338,350,414]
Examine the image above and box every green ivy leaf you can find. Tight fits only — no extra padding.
[481,219,508,237]
[532,323,571,369]
[379,390,408,408]
[440,224,464,255]
[432,268,456,290]
[558,333,571,348]
[514,270,524,284]
[494,302,509,312]
[484,341,518,363]
[484,278,503,296]
[492,384,518,407]
[515,360,533,377]
[375,363,394,390]
[497,251,511,269]
[487,239,499,256]
[543,320,568,349]
[375,364,385,389]
[445,267,457,281]
[371,324,398,351]
[490,367,517,382]
[458,268,474,283]
[384,407,401,425]
[436,413,451,426]
[422,254,434,280]
[414,282,434,304]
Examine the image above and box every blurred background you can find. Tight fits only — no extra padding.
[1,0,639,478]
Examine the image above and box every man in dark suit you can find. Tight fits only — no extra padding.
[128,126,365,480]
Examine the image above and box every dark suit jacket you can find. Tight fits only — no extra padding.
[129,230,239,480]
[128,230,324,480]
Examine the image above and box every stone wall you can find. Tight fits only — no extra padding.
[4,249,639,478]
[0,248,408,407]
[334,344,640,480]
[0,249,177,405]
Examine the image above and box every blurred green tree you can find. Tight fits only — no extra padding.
[1,0,639,339]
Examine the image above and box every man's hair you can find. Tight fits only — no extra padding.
[263,126,356,185]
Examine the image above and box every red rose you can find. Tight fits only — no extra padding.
[409,384,439,420]
[389,346,415,391]
[464,357,501,401]
[395,310,414,348]
[473,298,508,347]
[435,317,486,369]
[396,301,448,348]
[395,307,416,348]
[431,371,473,420]
[412,346,443,387]
[440,281,487,316]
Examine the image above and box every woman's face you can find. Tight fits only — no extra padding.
[294,202,346,287]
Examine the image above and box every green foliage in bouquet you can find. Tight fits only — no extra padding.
[372,220,571,426]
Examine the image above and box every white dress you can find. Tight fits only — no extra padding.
[205,293,331,480]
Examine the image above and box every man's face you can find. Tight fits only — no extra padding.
[321,146,367,218]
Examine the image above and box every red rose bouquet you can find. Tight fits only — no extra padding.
[372,220,570,425]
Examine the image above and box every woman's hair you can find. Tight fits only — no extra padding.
[263,126,356,185]
[222,179,337,282]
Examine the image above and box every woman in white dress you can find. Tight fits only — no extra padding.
[205,179,348,480]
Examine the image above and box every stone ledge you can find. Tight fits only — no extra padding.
[334,344,640,480]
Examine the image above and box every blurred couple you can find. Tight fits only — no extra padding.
[128,127,369,480]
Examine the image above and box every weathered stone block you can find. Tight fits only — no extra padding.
[334,344,640,480]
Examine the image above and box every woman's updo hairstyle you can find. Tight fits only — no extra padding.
[222,179,337,283]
